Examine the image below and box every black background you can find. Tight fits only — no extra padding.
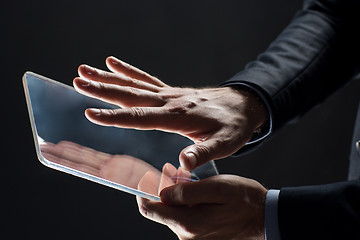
[3,0,360,239]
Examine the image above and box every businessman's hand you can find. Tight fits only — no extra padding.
[73,56,269,170]
[137,174,267,240]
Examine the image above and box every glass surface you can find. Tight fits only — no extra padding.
[23,72,218,201]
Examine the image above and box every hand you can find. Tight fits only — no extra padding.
[73,56,269,170]
[138,162,193,196]
[137,174,267,240]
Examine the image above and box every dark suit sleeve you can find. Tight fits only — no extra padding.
[220,0,360,238]
[279,180,360,239]
[222,0,360,137]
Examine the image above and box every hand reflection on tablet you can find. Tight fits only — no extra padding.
[138,162,192,196]
[40,141,192,195]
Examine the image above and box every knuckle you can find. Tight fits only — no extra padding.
[103,109,118,121]
[138,203,149,217]
[100,70,110,79]
[175,184,187,202]
[124,76,137,86]
[129,107,145,118]
[128,78,137,86]
[107,108,118,117]
[173,183,193,204]
[127,87,140,97]
[194,144,211,159]
[168,100,197,114]
[153,93,167,106]
[168,105,187,114]
[96,81,106,92]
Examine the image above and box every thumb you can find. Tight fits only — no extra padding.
[159,175,227,206]
[179,139,223,171]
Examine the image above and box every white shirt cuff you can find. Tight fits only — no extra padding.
[265,189,281,240]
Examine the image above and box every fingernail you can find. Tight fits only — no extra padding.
[81,65,95,75]
[76,78,90,87]
[108,57,119,65]
[87,108,101,116]
[184,152,197,169]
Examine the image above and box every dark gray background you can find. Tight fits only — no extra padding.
[3,0,360,239]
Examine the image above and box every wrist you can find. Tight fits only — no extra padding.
[241,186,267,240]
[229,85,270,132]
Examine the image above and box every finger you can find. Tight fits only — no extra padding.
[78,64,161,92]
[179,136,242,171]
[84,107,180,131]
[73,77,165,108]
[160,175,229,206]
[158,163,177,195]
[136,195,190,227]
[106,56,168,87]
[175,167,192,184]
[178,139,219,171]
[137,171,160,196]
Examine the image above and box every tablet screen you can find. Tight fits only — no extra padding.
[23,72,218,201]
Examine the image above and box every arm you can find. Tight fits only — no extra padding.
[223,0,360,135]
[279,180,360,239]
[137,0,360,239]
[224,0,360,238]
[73,59,269,170]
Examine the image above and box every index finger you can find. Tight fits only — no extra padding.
[84,107,184,132]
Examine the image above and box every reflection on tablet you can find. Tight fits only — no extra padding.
[23,72,218,201]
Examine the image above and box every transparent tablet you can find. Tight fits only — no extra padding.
[23,72,218,201]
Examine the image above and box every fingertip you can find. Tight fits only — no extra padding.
[106,55,115,60]
[78,64,86,72]
[84,109,103,124]
[162,163,177,174]
[85,108,101,117]
[73,76,80,87]
[77,64,87,77]
[73,77,90,90]
[179,150,197,171]
[78,64,96,78]
[159,186,173,204]
[73,77,84,92]
[176,167,192,183]
[106,56,121,66]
